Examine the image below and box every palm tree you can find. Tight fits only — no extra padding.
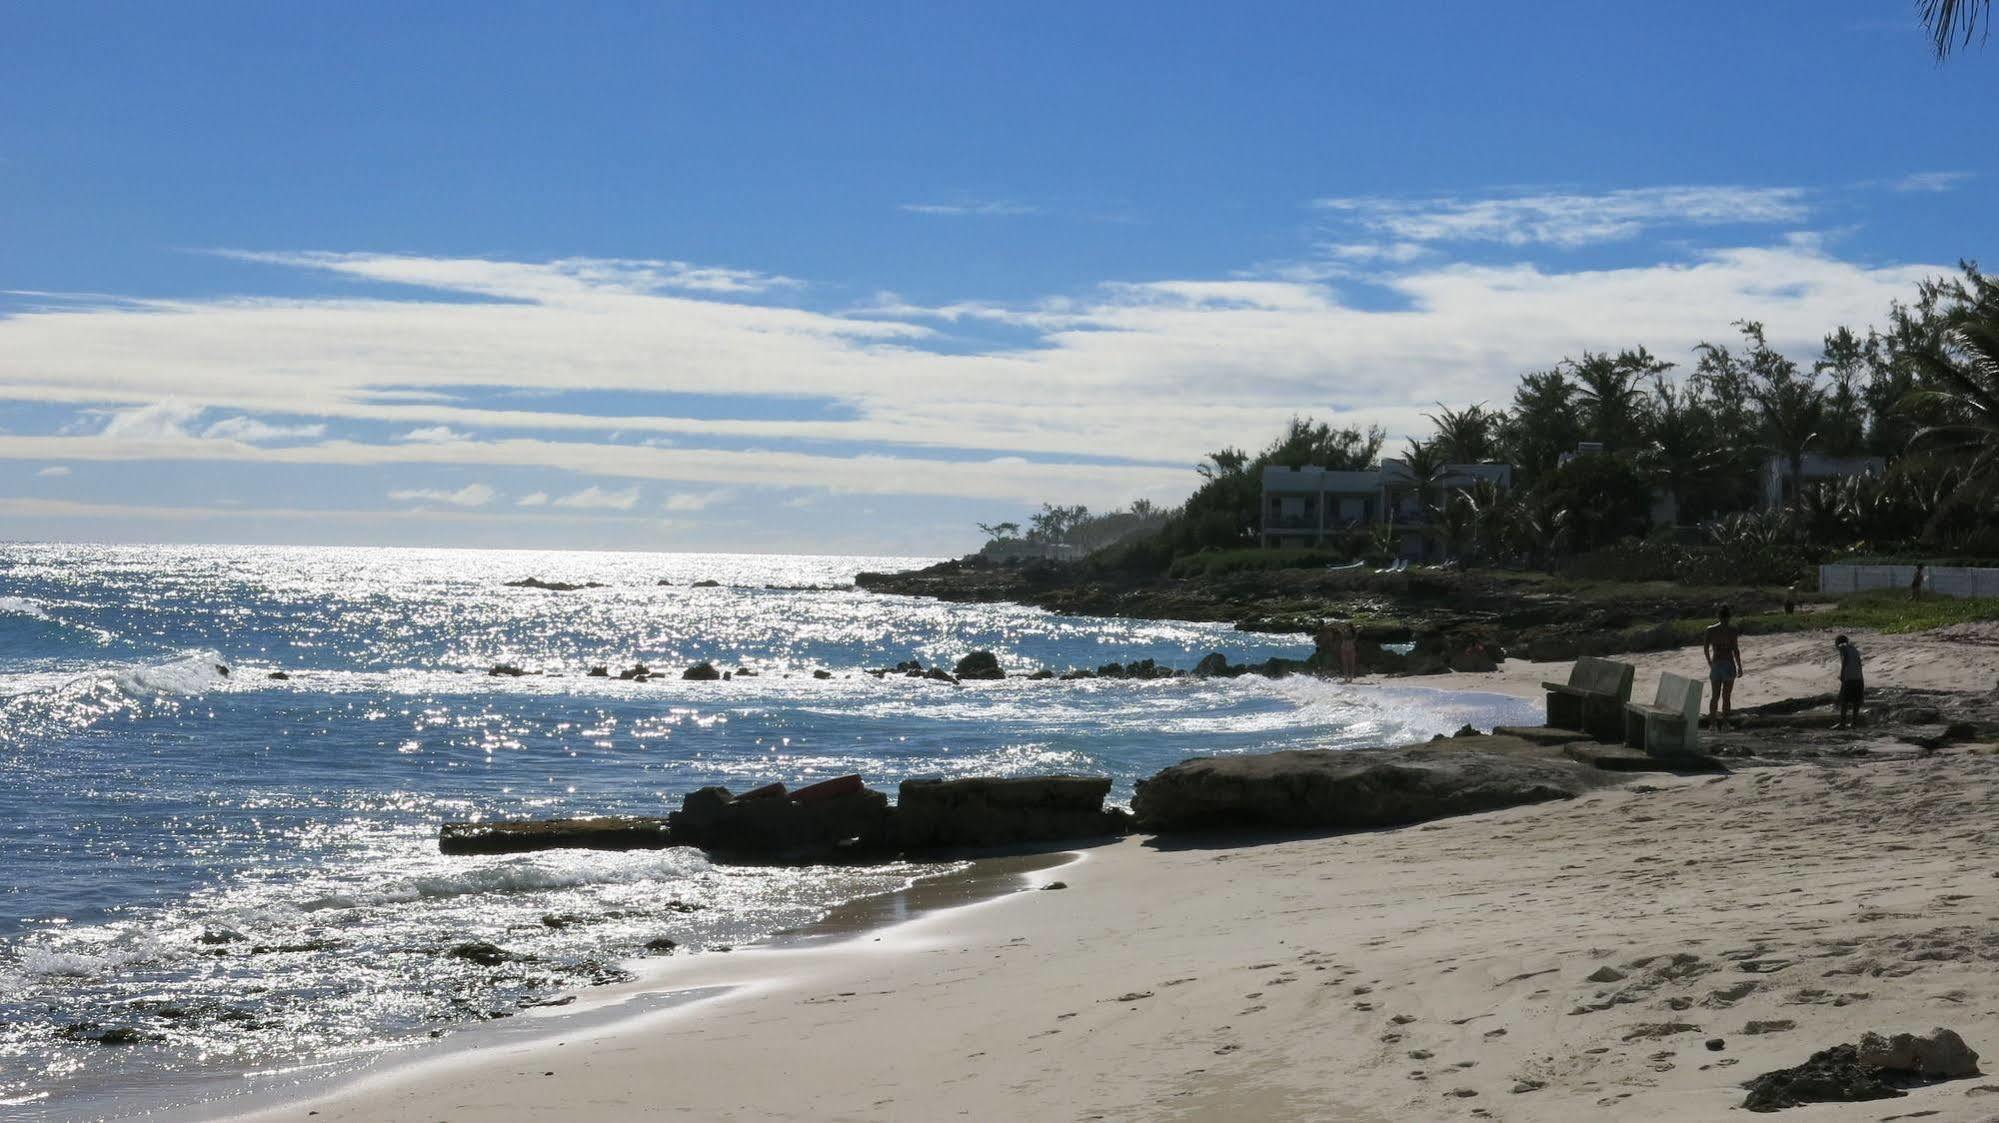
[1566,349,1666,449]
[1921,0,1991,57]
[1503,369,1582,483]
[1423,402,1498,464]
[1737,321,1827,505]
[1907,266,1999,484]
[1637,378,1726,524]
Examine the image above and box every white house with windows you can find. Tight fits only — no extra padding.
[1759,453,1886,509]
[1261,460,1513,557]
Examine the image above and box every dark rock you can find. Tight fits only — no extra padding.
[1707,1038,1727,1051]
[1040,880,1068,891]
[689,579,722,588]
[1452,724,1482,738]
[895,775,1128,850]
[445,940,520,967]
[923,666,959,685]
[1741,1043,1907,1112]
[1857,1027,1981,1078]
[1131,737,1609,833]
[682,662,721,681]
[644,937,679,954]
[1097,663,1126,678]
[586,666,609,677]
[734,666,757,677]
[812,669,833,680]
[266,671,290,680]
[668,784,892,861]
[504,578,605,592]
[1193,652,1232,677]
[656,579,673,586]
[59,1023,164,1046]
[1027,668,1056,681]
[197,927,246,946]
[487,664,533,677]
[618,664,650,680]
[439,817,674,855]
[953,651,1005,680]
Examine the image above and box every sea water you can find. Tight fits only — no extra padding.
[0,543,1538,1118]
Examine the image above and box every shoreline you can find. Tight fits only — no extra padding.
[202,737,1999,1122]
[111,851,1080,1123]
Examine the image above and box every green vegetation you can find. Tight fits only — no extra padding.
[1081,263,1999,584]
[1164,547,1347,579]
[1660,589,1999,643]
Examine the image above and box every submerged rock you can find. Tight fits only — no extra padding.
[445,940,523,967]
[953,651,1005,680]
[503,578,605,592]
[487,664,533,677]
[439,816,674,855]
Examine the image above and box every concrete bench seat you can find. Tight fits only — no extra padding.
[1541,656,1635,741]
[1623,671,1703,757]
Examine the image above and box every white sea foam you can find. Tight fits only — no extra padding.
[297,849,711,911]
[112,650,231,696]
[0,596,50,620]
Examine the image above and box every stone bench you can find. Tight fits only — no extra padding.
[1623,671,1703,757]
[1542,656,1635,742]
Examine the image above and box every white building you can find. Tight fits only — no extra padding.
[1261,460,1512,557]
[1760,453,1886,509]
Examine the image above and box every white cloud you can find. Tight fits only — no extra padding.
[97,400,204,440]
[515,491,549,507]
[900,201,1040,217]
[215,251,800,297]
[553,485,639,510]
[662,489,733,512]
[1315,186,1810,248]
[0,233,1952,514]
[401,425,469,443]
[201,416,327,442]
[1325,242,1428,263]
[35,465,70,477]
[1891,171,1974,193]
[387,483,495,507]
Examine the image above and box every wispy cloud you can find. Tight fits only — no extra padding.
[400,425,469,443]
[1315,185,1810,249]
[1890,171,1974,193]
[662,488,733,512]
[900,201,1041,217]
[96,400,204,440]
[553,484,639,510]
[386,483,495,507]
[35,465,70,477]
[216,251,802,297]
[515,490,549,507]
[202,416,327,442]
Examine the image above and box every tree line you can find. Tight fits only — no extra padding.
[1096,263,1999,577]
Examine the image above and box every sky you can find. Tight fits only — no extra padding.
[2,1,1995,555]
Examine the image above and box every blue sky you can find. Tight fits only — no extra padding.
[2,1,1994,553]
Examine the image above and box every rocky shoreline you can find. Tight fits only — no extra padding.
[855,555,1790,676]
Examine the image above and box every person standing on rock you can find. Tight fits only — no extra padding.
[1703,605,1743,728]
[1833,635,1866,729]
[1339,625,1360,682]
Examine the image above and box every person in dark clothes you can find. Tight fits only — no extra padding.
[1834,634,1865,729]
[1911,563,1926,601]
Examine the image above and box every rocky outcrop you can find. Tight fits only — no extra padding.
[439,816,674,855]
[1193,652,1231,677]
[682,662,721,681]
[953,651,1005,680]
[487,664,533,677]
[1131,737,1609,833]
[895,776,1130,850]
[1742,1028,1982,1111]
[670,781,892,861]
[503,578,605,592]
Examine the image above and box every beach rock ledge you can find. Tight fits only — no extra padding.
[1132,736,1611,833]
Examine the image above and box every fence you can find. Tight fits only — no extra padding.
[1818,564,1999,599]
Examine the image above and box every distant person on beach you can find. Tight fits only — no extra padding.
[1339,625,1359,682]
[1784,585,1797,615]
[1911,563,1926,601]
[1703,605,1743,726]
[1834,635,1865,729]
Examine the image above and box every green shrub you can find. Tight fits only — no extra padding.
[1165,547,1350,579]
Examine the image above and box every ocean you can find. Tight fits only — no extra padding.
[0,543,1538,1119]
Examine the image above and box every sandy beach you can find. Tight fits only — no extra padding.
[217,630,1999,1123]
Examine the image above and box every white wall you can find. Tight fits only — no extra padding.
[1819,564,1999,599]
